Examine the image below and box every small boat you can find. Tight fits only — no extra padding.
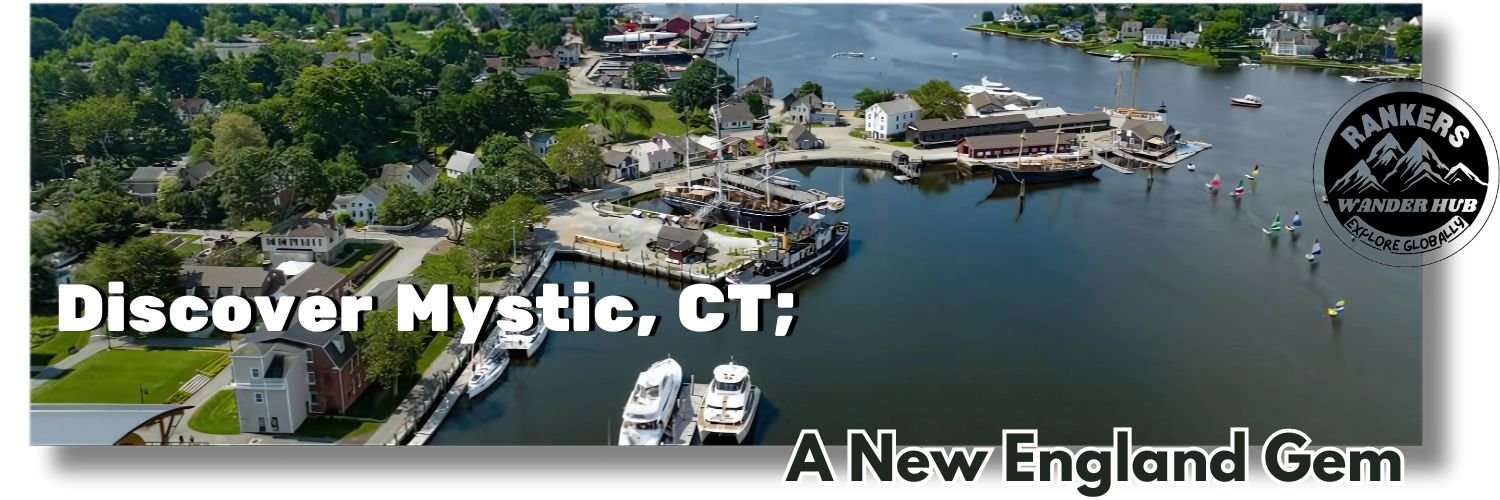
[1108,51,1134,62]
[1289,212,1303,233]
[831,51,866,58]
[697,361,761,444]
[1206,173,1222,192]
[1239,56,1261,68]
[1341,75,1361,82]
[618,358,684,446]
[1327,299,1346,317]
[1245,165,1260,179]
[825,197,845,211]
[1230,94,1264,108]
[694,14,732,23]
[1306,240,1322,262]
[893,174,911,182]
[499,312,549,357]
[1232,179,1246,198]
[715,21,758,31]
[1186,163,1196,172]
[952,52,959,58]
[603,32,678,43]
[1262,213,1283,235]
[465,333,510,398]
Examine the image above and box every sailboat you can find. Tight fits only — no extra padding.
[1245,165,1260,180]
[1262,213,1283,235]
[1232,179,1246,197]
[1327,299,1345,317]
[1206,173,1222,192]
[1306,240,1322,262]
[1289,212,1303,233]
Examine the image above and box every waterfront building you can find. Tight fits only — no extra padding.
[1142,28,1169,47]
[957,132,1078,159]
[788,94,838,125]
[967,92,1035,117]
[653,226,708,264]
[785,124,824,150]
[714,101,757,133]
[907,111,1110,148]
[261,218,348,266]
[1120,20,1143,39]
[864,98,922,140]
[1113,118,1182,159]
[231,321,371,433]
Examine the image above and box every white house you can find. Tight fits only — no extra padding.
[1180,31,1200,48]
[1142,28,1169,47]
[527,131,559,157]
[378,160,438,193]
[229,341,309,434]
[863,98,922,141]
[602,149,639,182]
[630,137,675,174]
[713,101,756,133]
[446,150,482,177]
[1267,28,1317,56]
[260,218,348,266]
[331,184,387,224]
[169,98,217,124]
[554,33,584,66]
[1279,4,1325,30]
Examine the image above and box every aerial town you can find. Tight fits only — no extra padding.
[31,3,1422,446]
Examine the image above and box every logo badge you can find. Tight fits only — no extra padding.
[1314,82,1498,266]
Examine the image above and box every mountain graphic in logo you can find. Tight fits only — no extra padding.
[1330,132,1489,194]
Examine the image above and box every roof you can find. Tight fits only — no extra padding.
[785,124,817,141]
[1122,118,1174,138]
[871,98,921,115]
[212,42,265,59]
[184,159,217,186]
[243,317,358,367]
[277,263,345,298]
[911,113,1031,132]
[528,130,556,145]
[269,218,340,238]
[581,123,611,142]
[1280,4,1309,11]
[380,160,438,185]
[969,92,1031,109]
[31,404,194,445]
[526,43,552,58]
[602,149,633,166]
[960,132,1077,150]
[125,166,174,183]
[321,52,376,66]
[447,150,483,175]
[656,226,706,246]
[746,76,772,90]
[1028,111,1110,128]
[792,93,824,110]
[716,101,756,123]
[365,275,414,309]
[180,265,272,290]
[1143,28,1168,36]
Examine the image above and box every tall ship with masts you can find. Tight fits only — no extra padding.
[660,146,811,231]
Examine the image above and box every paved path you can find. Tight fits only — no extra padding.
[30,334,110,388]
[354,223,453,294]
[364,338,469,445]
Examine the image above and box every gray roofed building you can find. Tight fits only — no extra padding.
[785,124,823,150]
[270,218,341,239]
[30,404,193,445]
[1028,111,1110,129]
[181,265,283,299]
[1143,27,1168,36]
[243,321,359,368]
[379,159,439,192]
[182,159,218,188]
[212,42,266,59]
[321,51,377,66]
[333,184,388,208]
[365,275,414,309]
[911,113,1031,133]
[714,101,756,131]
[874,98,921,116]
[960,132,1078,151]
[1122,118,1174,138]
[581,123,612,145]
[275,262,349,298]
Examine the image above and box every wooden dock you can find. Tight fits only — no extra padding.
[663,382,709,446]
[701,170,826,206]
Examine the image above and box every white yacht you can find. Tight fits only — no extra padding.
[465,333,510,398]
[697,361,761,443]
[960,75,1011,94]
[618,358,684,446]
[500,313,549,357]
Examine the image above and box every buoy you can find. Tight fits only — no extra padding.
[952,52,959,58]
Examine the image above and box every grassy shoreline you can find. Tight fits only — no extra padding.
[965,23,1419,75]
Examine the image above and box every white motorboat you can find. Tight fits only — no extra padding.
[465,333,510,398]
[603,32,678,43]
[1109,51,1134,62]
[1230,94,1264,108]
[694,14,731,23]
[1341,75,1361,82]
[715,21,758,31]
[499,312,549,358]
[831,51,866,58]
[639,44,687,55]
[617,358,684,446]
[697,361,761,444]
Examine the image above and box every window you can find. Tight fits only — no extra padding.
[271,417,279,431]
[254,392,264,403]
[307,372,315,385]
[304,350,313,363]
[310,393,319,404]
[251,367,261,378]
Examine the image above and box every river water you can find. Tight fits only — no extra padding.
[429,4,1421,446]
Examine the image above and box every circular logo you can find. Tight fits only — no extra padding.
[1314,82,1498,267]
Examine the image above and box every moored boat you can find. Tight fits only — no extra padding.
[465,333,510,398]
[499,312,549,358]
[1230,94,1264,107]
[618,358,685,446]
[697,361,761,444]
[726,220,851,288]
[989,155,1105,184]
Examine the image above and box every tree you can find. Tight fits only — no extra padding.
[276,146,332,209]
[425,24,479,67]
[853,88,896,113]
[1199,21,1241,54]
[426,176,489,242]
[216,147,282,224]
[525,71,571,115]
[32,18,65,57]
[437,64,474,95]
[582,94,654,142]
[475,133,556,197]
[545,128,605,187]
[797,81,824,99]
[415,93,484,152]
[981,11,995,23]
[59,95,136,159]
[354,308,427,395]
[412,247,478,297]
[75,236,185,302]
[33,192,141,254]
[31,255,58,314]
[1395,25,1421,60]
[378,183,428,226]
[746,92,767,118]
[906,80,966,120]
[626,61,667,93]
[209,112,268,163]
[668,59,733,111]
[471,71,545,139]
[323,150,368,195]
[467,195,548,265]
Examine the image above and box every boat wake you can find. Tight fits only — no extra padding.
[743,32,799,46]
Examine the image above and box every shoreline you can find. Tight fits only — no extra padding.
[964,24,1421,76]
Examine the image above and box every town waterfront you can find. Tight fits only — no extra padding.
[429,4,1420,446]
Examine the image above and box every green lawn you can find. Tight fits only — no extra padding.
[966,23,1054,39]
[187,390,240,435]
[32,316,59,329]
[31,349,223,403]
[30,329,89,366]
[710,224,774,241]
[296,417,382,442]
[1086,42,1228,66]
[546,95,688,142]
[333,242,386,274]
[416,333,453,373]
[890,141,914,147]
[386,21,430,51]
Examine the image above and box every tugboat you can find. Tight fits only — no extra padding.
[697,360,761,444]
[727,217,851,288]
